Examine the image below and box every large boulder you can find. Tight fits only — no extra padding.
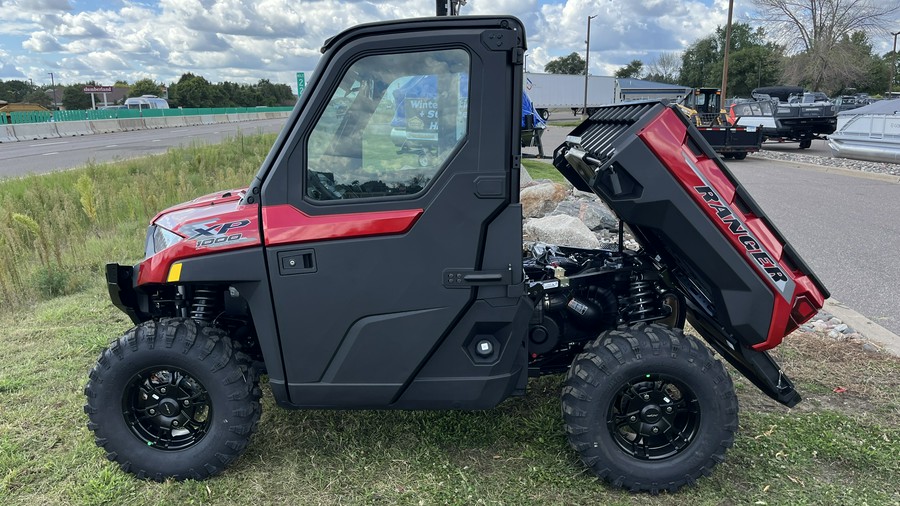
[520,182,569,218]
[551,199,618,231]
[523,214,602,249]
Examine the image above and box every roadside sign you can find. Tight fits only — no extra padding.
[83,86,113,93]
[296,72,306,96]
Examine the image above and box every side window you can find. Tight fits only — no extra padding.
[306,49,469,201]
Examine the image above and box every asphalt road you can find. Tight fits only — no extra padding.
[0,118,288,177]
[533,123,900,336]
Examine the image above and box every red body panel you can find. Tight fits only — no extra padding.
[261,204,423,246]
[137,190,261,286]
[137,192,424,285]
[638,108,826,350]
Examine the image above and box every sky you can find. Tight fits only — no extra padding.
[0,0,893,93]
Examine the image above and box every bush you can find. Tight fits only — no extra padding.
[31,265,81,299]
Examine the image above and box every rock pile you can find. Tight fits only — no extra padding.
[752,148,900,177]
[520,176,638,250]
[800,311,883,353]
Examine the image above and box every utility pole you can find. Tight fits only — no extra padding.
[48,72,57,109]
[890,31,900,98]
[720,0,735,114]
[583,14,597,119]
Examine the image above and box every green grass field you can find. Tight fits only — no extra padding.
[1,135,898,505]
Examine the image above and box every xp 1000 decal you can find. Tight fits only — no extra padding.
[189,219,253,249]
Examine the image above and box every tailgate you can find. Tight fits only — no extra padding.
[552,101,829,406]
[697,125,763,153]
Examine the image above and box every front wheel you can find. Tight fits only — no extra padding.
[799,139,812,149]
[84,318,261,481]
[562,323,738,493]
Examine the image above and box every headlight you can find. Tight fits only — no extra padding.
[144,225,184,258]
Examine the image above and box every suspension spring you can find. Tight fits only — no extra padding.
[626,276,661,321]
[189,287,221,322]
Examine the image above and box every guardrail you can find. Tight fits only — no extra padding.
[5,106,293,125]
[0,108,292,143]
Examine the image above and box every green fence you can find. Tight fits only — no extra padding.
[0,113,6,125]
[6,106,293,124]
[9,111,54,124]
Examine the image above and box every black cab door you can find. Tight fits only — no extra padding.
[260,17,531,408]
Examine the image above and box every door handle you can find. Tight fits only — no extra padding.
[443,268,510,288]
[278,249,317,275]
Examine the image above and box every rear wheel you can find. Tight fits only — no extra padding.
[732,151,748,160]
[562,323,737,493]
[799,139,812,149]
[84,318,261,481]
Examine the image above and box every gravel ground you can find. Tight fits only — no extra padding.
[751,147,900,176]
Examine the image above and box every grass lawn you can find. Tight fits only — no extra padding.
[522,159,566,183]
[2,282,898,505]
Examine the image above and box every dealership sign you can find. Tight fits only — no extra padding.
[83,86,113,93]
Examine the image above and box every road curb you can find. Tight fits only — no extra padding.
[824,298,900,357]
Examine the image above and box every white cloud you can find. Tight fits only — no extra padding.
[0,0,793,89]
[54,11,111,39]
[524,0,727,75]
[0,47,26,78]
[23,31,63,52]
[3,0,73,12]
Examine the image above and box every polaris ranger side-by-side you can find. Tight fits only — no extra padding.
[85,15,829,493]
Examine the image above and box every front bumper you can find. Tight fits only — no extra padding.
[106,263,149,325]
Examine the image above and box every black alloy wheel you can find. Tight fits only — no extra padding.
[607,374,700,460]
[122,366,213,451]
[562,323,738,494]
[85,318,261,481]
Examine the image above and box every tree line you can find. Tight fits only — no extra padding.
[0,74,296,110]
[541,0,899,98]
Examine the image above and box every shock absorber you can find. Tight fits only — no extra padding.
[625,273,662,322]
[189,286,221,322]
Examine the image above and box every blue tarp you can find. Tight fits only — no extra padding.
[522,90,546,128]
[391,74,543,129]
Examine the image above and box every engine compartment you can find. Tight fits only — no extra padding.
[522,242,684,375]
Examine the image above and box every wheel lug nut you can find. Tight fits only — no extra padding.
[172,420,179,426]
[666,407,673,413]
[160,388,166,394]
[183,400,190,406]
[149,409,156,415]
[652,427,659,434]
[630,416,637,422]
[642,394,650,400]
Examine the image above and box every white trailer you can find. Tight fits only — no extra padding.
[524,72,619,119]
